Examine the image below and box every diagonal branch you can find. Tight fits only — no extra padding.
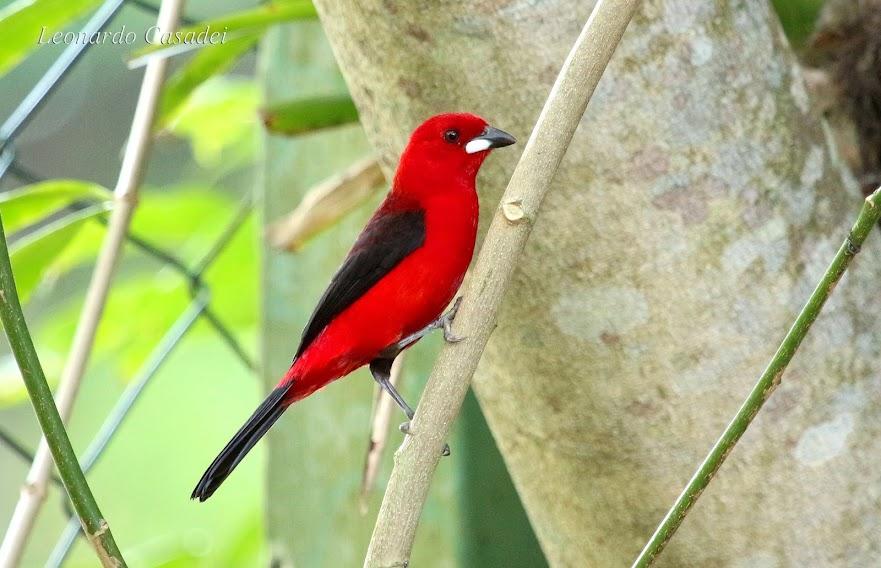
[632,188,881,567]
[0,0,185,563]
[0,217,126,567]
[362,1,641,565]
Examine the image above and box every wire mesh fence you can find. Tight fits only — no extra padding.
[0,0,257,561]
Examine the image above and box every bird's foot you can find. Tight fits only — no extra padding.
[399,421,451,456]
[441,297,465,343]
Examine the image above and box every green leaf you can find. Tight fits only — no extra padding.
[129,1,317,63]
[0,0,102,78]
[44,217,105,277]
[260,95,359,136]
[166,78,258,168]
[130,185,239,256]
[156,33,259,130]
[0,179,110,233]
[0,180,109,304]
[9,202,108,303]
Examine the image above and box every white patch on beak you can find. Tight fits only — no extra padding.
[465,138,493,154]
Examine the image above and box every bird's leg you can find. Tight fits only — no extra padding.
[369,358,414,420]
[369,357,451,457]
[386,297,466,355]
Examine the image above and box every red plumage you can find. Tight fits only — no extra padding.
[192,113,515,501]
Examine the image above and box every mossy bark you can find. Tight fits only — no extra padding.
[313,1,881,565]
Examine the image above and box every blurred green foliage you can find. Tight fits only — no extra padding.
[129,1,317,60]
[0,1,267,561]
[0,0,103,77]
[157,34,260,131]
[260,94,359,136]
[0,181,110,304]
[0,181,108,232]
[166,77,258,169]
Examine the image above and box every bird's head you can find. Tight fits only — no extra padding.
[395,113,516,191]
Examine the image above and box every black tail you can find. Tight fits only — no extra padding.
[191,384,290,502]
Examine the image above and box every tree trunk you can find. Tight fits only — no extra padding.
[313,1,881,565]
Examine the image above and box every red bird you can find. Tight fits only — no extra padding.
[192,113,515,501]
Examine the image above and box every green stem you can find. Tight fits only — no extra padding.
[0,215,126,567]
[632,187,881,568]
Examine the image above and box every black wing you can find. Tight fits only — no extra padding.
[294,209,426,358]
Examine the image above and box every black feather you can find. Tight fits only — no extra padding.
[295,209,425,358]
[191,384,290,502]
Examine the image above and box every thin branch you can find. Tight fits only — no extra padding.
[0,216,126,567]
[267,157,384,252]
[359,355,404,514]
[631,189,881,566]
[363,1,641,565]
[0,0,185,562]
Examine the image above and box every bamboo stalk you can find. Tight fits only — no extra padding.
[362,1,641,565]
[0,1,184,563]
[631,186,881,567]
[0,217,126,567]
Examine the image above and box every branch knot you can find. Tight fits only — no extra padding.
[845,232,861,255]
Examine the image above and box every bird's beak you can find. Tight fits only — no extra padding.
[465,126,517,154]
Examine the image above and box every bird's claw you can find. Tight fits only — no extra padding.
[443,322,465,343]
[441,297,465,343]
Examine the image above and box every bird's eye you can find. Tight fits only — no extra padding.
[443,129,460,144]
